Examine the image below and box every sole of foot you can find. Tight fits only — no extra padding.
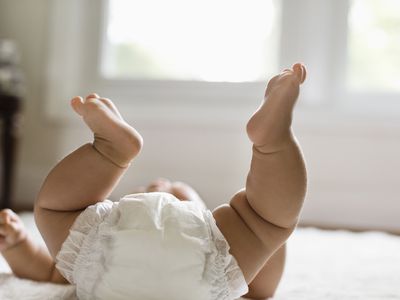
[246,63,306,153]
[71,93,143,167]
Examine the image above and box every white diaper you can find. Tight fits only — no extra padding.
[56,192,248,300]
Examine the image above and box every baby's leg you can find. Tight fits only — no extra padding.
[245,64,307,228]
[213,64,307,294]
[35,94,142,257]
[243,244,286,299]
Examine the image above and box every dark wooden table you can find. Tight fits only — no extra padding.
[0,94,21,209]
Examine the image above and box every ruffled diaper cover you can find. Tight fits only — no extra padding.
[56,192,248,300]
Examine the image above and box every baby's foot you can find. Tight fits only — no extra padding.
[246,63,306,153]
[71,93,143,167]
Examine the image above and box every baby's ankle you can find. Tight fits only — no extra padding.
[93,134,142,168]
[252,134,295,154]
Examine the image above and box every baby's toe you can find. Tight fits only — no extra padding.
[71,96,85,116]
[86,93,100,100]
[292,63,306,84]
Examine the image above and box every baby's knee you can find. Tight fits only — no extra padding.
[230,190,294,247]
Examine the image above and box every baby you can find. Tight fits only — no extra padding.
[0,64,307,300]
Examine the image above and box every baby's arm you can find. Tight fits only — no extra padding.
[0,209,66,283]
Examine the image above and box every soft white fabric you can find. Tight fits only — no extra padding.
[55,192,248,300]
[0,273,77,300]
[1,214,400,300]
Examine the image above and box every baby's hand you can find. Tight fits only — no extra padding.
[0,209,27,252]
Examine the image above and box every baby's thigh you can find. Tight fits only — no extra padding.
[212,190,292,283]
[34,207,83,258]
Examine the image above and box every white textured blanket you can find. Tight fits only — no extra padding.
[1,213,399,300]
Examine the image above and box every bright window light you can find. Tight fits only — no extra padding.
[101,0,279,82]
[348,0,400,92]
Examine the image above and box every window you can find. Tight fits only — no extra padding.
[102,0,279,82]
[46,0,400,122]
[348,0,400,92]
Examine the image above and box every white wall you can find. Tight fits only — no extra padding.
[0,0,63,202]
[1,0,399,232]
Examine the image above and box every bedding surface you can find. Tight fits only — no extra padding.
[1,213,399,300]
